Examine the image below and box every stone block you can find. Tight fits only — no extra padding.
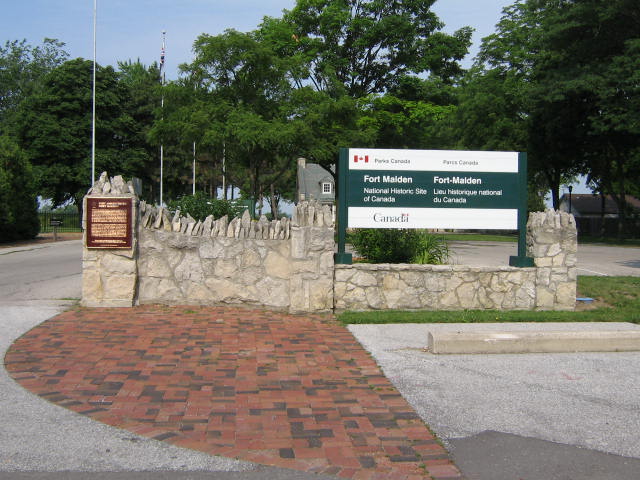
[536,287,556,309]
[352,270,378,287]
[103,275,136,305]
[264,251,291,279]
[141,255,172,278]
[102,254,136,275]
[456,281,479,309]
[214,259,238,278]
[81,270,103,305]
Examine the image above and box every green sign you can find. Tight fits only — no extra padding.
[335,148,533,267]
[348,171,519,209]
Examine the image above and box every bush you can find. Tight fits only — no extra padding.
[349,229,450,264]
[167,192,244,222]
[0,136,39,242]
[412,233,450,264]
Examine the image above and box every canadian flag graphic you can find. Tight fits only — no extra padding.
[353,155,369,163]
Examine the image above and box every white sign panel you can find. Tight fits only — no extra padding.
[348,207,518,230]
[349,148,519,173]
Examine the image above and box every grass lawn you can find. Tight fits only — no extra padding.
[435,233,640,247]
[438,233,518,242]
[338,276,640,325]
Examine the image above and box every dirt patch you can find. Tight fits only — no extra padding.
[575,295,610,311]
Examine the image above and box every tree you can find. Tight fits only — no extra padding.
[0,38,68,128]
[261,0,472,97]
[0,136,39,242]
[255,0,471,171]
[358,93,455,150]
[531,0,640,233]
[456,1,585,209]
[116,60,163,202]
[176,1,473,210]
[180,29,302,214]
[459,0,640,219]
[13,59,138,211]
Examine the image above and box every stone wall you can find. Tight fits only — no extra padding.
[81,173,335,312]
[82,174,576,312]
[136,202,334,313]
[334,210,577,312]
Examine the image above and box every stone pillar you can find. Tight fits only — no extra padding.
[81,173,138,307]
[527,209,577,310]
[289,202,335,313]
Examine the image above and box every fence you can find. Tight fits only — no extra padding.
[38,212,82,233]
[574,216,640,238]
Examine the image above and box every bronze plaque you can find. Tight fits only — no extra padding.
[86,197,133,249]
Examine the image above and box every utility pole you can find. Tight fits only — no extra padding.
[159,30,166,205]
[192,141,196,195]
[222,141,227,199]
[91,0,97,186]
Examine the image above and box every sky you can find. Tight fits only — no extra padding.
[1,0,587,200]
[1,0,515,78]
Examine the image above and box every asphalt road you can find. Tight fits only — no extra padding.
[2,239,639,480]
[449,240,640,277]
[349,323,640,480]
[0,240,83,306]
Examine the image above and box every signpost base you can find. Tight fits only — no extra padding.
[509,255,535,267]
[334,252,352,265]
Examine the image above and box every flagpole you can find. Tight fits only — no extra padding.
[159,30,166,206]
[91,0,97,186]
[222,141,226,200]
[192,141,196,195]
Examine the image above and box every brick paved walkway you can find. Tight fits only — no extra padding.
[5,306,463,480]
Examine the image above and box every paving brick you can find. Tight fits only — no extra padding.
[5,305,464,480]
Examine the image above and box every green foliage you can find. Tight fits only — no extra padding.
[0,38,69,126]
[358,94,456,150]
[13,58,155,210]
[350,229,449,264]
[412,234,450,265]
[167,192,243,222]
[531,0,640,232]
[0,136,39,241]
[458,0,640,216]
[268,0,472,97]
[177,29,302,214]
[116,60,162,202]
[455,1,584,209]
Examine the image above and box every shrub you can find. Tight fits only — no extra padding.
[167,192,244,221]
[0,136,39,242]
[412,233,450,264]
[350,229,449,264]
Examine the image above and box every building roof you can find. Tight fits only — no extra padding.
[560,193,640,216]
[296,158,335,204]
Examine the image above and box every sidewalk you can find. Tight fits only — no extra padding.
[5,305,463,480]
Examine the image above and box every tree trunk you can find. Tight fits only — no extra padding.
[545,169,561,210]
[269,183,279,219]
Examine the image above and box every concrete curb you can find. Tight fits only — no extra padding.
[428,329,640,354]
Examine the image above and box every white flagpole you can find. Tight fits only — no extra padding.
[159,30,166,205]
[91,0,97,186]
[192,141,196,195]
[222,141,226,200]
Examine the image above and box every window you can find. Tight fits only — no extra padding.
[322,182,333,194]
